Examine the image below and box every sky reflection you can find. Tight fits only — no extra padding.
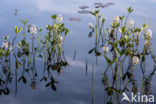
[0,0,156,104]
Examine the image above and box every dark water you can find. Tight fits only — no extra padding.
[0,0,156,104]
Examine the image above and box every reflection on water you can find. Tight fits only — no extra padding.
[87,7,156,103]
[94,2,115,8]
[0,15,69,96]
[79,6,89,10]
[0,0,156,104]
[69,17,81,22]
[78,10,89,14]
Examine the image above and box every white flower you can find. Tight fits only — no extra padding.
[102,44,109,53]
[135,32,140,36]
[30,25,37,35]
[144,40,150,46]
[57,15,63,23]
[88,22,93,28]
[2,40,9,48]
[58,35,63,41]
[9,45,13,51]
[145,29,152,39]
[132,56,139,65]
[128,18,134,27]
[17,42,22,49]
[53,24,58,32]
[113,16,119,24]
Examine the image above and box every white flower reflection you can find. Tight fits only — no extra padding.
[17,42,22,49]
[132,56,139,65]
[102,44,109,53]
[88,22,93,28]
[135,32,140,36]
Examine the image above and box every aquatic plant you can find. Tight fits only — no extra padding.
[0,14,69,95]
[88,7,156,103]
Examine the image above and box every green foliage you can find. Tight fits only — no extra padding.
[0,14,70,94]
[51,14,57,20]
[20,19,28,24]
[15,26,22,34]
[127,7,134,13]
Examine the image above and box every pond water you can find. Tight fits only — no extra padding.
[0,0,156,104]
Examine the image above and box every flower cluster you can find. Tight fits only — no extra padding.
[2,40,9,48]
[30,25,37,35]
[145,29,152,39]
[132,56,139,65]
[102,44,109,53]
[128,18,134,27]
[57,15,63,23]
[88,22,93,28]
[113,16,119,24]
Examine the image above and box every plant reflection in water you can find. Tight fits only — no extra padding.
[87,7,156,103]
[0,5,155,104]
[0,14,69,96]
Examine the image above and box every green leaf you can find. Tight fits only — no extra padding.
[25,20,28,24]
[51,83,56,91]
[18,27,22,33]
[15,26,22,34]
[106,39,113,45]
[102,18,106,23]
[15,26,18,34]
[21,40,26,46]
[143,24,149,29]
[3,88,10,95]
[46,24,51,30]
[45,82,51,87]
[124,35,128,43]
[16,61,18,69]
[127,7,134,13]
[51,14,57,20]
[120,26,126,34]
[22,76,27,84]
[95,50,101,56]
[89,11,96,16]
[45,36,50,42]
[65,28,69,35]
[142,55,145,62]
[119,16,125,21]
[111,57,117,65]
[115,48,121,56]
[104,56,117,66]
[39,28,42,32]
[104,56,112,65]
[88,48,95,54]
[20,19,25,24]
